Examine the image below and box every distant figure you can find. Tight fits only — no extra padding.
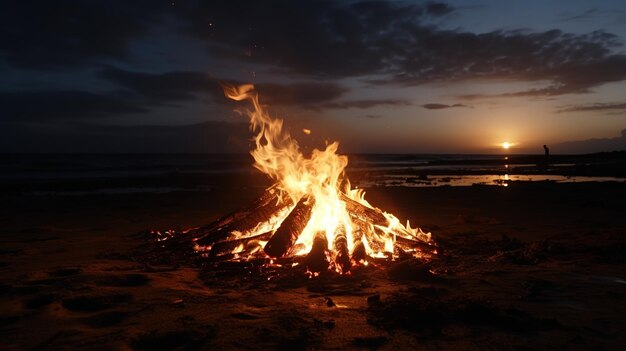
[543,144,550,156]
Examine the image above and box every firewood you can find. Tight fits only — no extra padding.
[340,193,388,227]
[395,235,438,255]
[305,231,329,272]
[194,191,292,247]
[351,241,367,262]
[333,224,351,273]
[209,231,273,257]
[205,184,280,232]
[160,185,283,249]
[350,220,386,252]
[264,196,315,258]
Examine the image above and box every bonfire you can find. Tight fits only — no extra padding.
[152,84,436,275]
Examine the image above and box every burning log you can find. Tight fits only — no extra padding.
[207,184,280,232]
[395,235,438,255]
[340,193,388,227]
[194,189,292,247]
[209,231,273,258]
[351,241,367,262]
[305,231,329,272]
[350,220,386,253]
[333,224,351,273]
[264,196,315,258]
[351,228,368,261]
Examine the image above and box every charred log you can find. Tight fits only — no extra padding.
[395,235,438,255]
[333,224,351,273]
[351,221,386,253]
[305,231,329,272]
[194,191,291,247]
[209,231,273,257]
[264,196,315,258]
[351,241,367,262]
[159,185,284,250]
[340,193,388,227]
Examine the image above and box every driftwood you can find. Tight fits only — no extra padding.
[305,231,329,272]
[264,196,315,258]
[333,224,351,273]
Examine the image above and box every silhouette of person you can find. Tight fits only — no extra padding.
[543,144,550,156]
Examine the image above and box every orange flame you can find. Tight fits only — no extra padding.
[221,84,432,273]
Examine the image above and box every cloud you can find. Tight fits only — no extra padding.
[0,1,168,69]
[459,54,626,99]
[553,129,626,153]
[421,103,469,110]
[177,1,458,78]
[0,121,251,153]
[0,90,147,122]
[425,2,454,17]
[98,66,347,106]
[556,102,626,113]
[97,66,218,101]
[174,1,626,96]
[319,99,412,110]
[255,82,347,106]
[4,1,626,104]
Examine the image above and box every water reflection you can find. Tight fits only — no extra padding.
[357,174,626,188]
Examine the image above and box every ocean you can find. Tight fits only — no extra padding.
[1,153,624,195]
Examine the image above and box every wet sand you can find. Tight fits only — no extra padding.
[1,179,626,350]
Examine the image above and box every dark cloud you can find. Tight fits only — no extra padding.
[421,103,469,110]
[0,90,147,122]
[5,1,626,100]
[255,82,347,106]
[554,129,626,153]
[174,1,626,96]
[459,54,626,99]
[97,66,218,102]
[319,99,412,110]
[425,2,454,17]
[177,0,457,77]
[557,102,626,113]
[98,66,347,106]
[0,1,168,69]
[0,121,250,153]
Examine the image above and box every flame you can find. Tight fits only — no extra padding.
[221,84,433,273]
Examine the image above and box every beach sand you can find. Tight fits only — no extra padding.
[1,178,625,350]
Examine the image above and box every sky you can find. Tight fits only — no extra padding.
[2,0,626,154]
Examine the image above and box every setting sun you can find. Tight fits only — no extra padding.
[502,142,511,149]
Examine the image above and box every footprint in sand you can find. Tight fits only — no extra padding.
[62,294,133,312]
[95,273,150,287]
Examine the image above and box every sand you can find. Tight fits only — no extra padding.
[1,178,626,350]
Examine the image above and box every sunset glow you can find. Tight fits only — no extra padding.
[502,142,511,149]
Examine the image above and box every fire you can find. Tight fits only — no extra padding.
[213,84,434,273]
[152,84,435,275]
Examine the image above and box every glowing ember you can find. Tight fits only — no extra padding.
[154,84,436,274]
